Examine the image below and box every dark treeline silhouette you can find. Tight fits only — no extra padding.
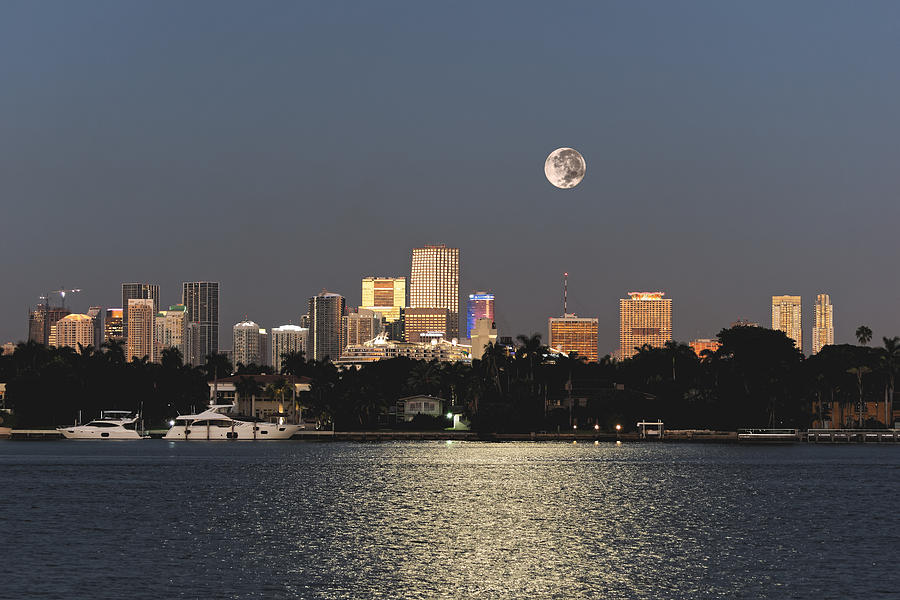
[1,326,896,431]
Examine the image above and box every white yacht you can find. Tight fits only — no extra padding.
[163,404,302,440]
[58,410,143,440]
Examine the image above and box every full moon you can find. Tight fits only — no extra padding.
[544,147,586,189]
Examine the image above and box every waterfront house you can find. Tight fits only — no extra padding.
[208,374,312,422]
[399,395,446,422]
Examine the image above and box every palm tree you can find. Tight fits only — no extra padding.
[281,350,306,377]
[265,377,291,422]
[856,326,873,346]
[880,337,900,427]
[235,376,262,419]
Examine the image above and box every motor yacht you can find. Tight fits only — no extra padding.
[58,410,143,440]
[163,404,302,440]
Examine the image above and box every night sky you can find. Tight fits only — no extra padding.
[3,1,900,354]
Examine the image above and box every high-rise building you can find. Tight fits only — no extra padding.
[470,318,498,361]
[308,291,346,361]
[344,308,384,349]
[549,314,599,362]
[155,304,191,362]
[28,305,70,346]
[126,298,156,362]
[122,283,159,339]
[410,244,460,340]
[54,314,94,351]
[182,281,219,362]
[466,292,495,339]
[258,328,269,368]
[86,306,103,349]
[618,292,673,359]
[772,295,802,352]
[361,277,406,323]
[104,308,124,344]
[404,307,451,343]
[271,325,308,373]
[233,320,262,368]
[812,293,834,355]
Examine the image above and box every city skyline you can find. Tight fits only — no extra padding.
[4,3,900,351]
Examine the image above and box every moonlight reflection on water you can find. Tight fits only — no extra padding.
[1,441,897,599]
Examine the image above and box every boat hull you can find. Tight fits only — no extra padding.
[58,428,143,440]
[163,421,301,440]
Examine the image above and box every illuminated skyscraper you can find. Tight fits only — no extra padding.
[772,295,802,352]
[126,298,156,362]
[121,283,159,342]
[182,281,219,361]
[410,244,459,339]
[104,308,124,344]
[54,314,94,351]
[308,291,346,361]
[361,277,406,323]
[271,324,308,373]
[466,292,495,338]
[549,314,599,362]
[155,305,190,362]
[618,292,673,359]
[405,307,451,343]
[812,293,834,355]
[344,308,383,348]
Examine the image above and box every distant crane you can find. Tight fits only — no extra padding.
[44,288,82,310]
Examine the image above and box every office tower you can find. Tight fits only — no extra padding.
[104,308,124,344]
[404,307,451,343]
[182,282,219,361]
[299,313,310,329]
[121,283,159,339]
[361,277,406,323]
[410,244,460,340]
[258,328,269,368]
[126,299,156,362]
[549,315,599,362]
[344,308,383,348]
[233,320,262,367]
[772,295,802,352]
[689,338,720,357]
[618,292,673,359]
[271,325,308,373]
[385,310,405,341]
[53,314,94,351]
[27,305,70,346]
[86,306,103,349]
[812,293,834,355]
[466,292,495,339]
[155,305,190,362]
[470,318,498,361]
[308,291,346,361]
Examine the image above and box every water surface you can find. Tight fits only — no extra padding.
[1,441,897,599]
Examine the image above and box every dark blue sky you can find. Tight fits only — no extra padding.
[3,1,900,354]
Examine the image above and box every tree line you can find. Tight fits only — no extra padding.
[1,325,897,431]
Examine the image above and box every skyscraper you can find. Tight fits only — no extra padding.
[27,305,70,346]
[618,292,673,359]
[233,320,262,367]
[404,307,451,343]
[410,244,459,340]
[182,281,219,363]
[466,292,495,339]
[772,295,802,352]
[86,306,104,349]
[308,291,346,361]
[271,324,308,373]
[812,293,834,355]
[344,308,383,348]
[126,298,156,362]
[155,304,190,362]
[361,277,406,323]
[104,308,124,344]
[121,283,159,339]
[549,315,599,362]
[54,314,94,351]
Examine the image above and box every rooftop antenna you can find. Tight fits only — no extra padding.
[564,272,568,316]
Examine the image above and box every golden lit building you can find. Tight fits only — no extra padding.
[689,338,720,357]
[343,308,384,347]
[618,292,673,359]
[155,305,190,362]
[410,244,459,339]
[772,295,802,352]
[126,299,156,362]
[104,308,124,343]
[361,277,406,323]
[812,293,834,355]
[54,314,95,351]
[405,307,451,343]
[548,314,599,362]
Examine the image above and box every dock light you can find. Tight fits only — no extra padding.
[446,412,453,419]
[615,424,622,432]
[573,424,577,430]
[594,424,599,431]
